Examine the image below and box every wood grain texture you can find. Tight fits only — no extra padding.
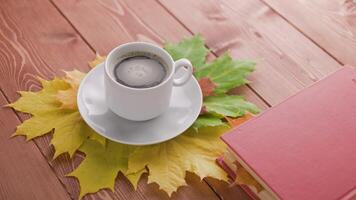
[158,0,342,105]
[0,0,97,199]
[0,91,70,200]
[262,0,356,66]
[3,0,343,199]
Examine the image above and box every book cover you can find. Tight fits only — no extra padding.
[221,67,356,200]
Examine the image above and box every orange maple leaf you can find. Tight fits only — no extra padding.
[225,113,254,127]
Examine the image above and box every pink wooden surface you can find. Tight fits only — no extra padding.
[0,0,353,199]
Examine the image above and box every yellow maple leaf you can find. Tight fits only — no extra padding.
[128,126,229,196]
[67,126,229,198]
[15,110,91,158]
[57,90,77,110]
[9,78,70,114]
[234,161,264,193]
[88,131,106,146]
[63,69,86,87]
[68,139,143,199]
[9,76,105,158]
[56,70,86,110]
[126,167,147,190]
[88,53,106,68]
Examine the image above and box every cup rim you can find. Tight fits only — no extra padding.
[105,42,175,91]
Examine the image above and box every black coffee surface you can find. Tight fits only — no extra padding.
[114,55,167,88]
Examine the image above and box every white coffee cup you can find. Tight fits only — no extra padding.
[104,42,193,121]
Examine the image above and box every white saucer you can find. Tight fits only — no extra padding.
[77,63,202,145]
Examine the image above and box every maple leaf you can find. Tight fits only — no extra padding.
[9,76,105,158]
[89,53,106,68]
[15,110,91,158]
[126,167,147,190]
[64,70,86,87]
[225,113,254,127]
[234,161,264,193]
[68,139,138,198]
[192,116,227,131]
[56,70,86,110]
[57,90,77,110]
[164,35,258,126]
[128,126,229,196]
[88,131,106,146]
[164,34,208,69]
[203,95,260,118]
[195,54,255,94]
[198,77,217,97]
[9,78,70,114]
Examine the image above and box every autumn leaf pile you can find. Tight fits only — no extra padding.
[8,35,261,199]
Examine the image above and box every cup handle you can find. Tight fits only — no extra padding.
[173,58,193,86]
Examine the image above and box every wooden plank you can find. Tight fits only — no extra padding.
[0,91,70,200]
[0,0,96,199]
[157,0,342,105]
[261,0,356,66]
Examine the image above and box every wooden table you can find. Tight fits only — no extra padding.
[0,0,353,199]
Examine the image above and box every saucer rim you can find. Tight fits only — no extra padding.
[77,63,203,145]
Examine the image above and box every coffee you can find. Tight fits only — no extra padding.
[113,53,167,88]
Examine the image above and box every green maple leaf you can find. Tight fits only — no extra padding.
[164,34,208,69]
[9,75,105,158]
[204,95,260,118]
[195,54,255,94]
[192,116,227,131]
[164,34,258,129]
[128,126,229,196]
[68,139,144,198]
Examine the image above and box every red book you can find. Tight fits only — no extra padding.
[221,67,356,200]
